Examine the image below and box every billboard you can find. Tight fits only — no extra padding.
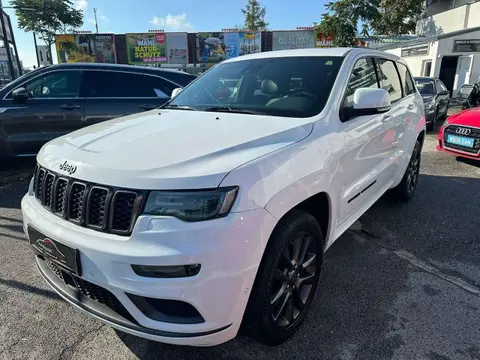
[198,32,226,64]
[55,33,116,63]
[126,32,168,64]
[166,32,188,64]
[272,30,314,51]
[314,31,334,48]
[224,31,261,59]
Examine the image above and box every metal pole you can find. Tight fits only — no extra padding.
[8,13,22,75]
[0,0,15,80]
[33,32,40,67]
[93,8,99,33]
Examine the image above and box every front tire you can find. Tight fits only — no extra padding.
[391,139,421,202]
[243,210,324,346]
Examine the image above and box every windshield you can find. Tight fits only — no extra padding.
[414,78,436,95]
[168,56,344,118]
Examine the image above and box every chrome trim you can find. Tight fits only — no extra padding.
[443,124,480,156]
[4,68,182,100]
[456,127,472,135]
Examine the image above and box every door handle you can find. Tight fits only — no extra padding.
[60,104,80,110]
[407,104,415,110]
[381,115,393,123]
[140,104,157,110]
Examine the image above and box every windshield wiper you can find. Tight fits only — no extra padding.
[163,104,198,111]
[201,106,266,115]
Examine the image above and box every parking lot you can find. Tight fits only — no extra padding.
[1,125,479,360]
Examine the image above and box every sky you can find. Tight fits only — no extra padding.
[4,0,329,69]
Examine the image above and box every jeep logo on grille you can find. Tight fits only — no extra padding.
[59,161,77,175]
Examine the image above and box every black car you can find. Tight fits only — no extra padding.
[414,76,450,130]
[0,63,196,158]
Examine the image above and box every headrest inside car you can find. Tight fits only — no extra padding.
[261,79,279,95]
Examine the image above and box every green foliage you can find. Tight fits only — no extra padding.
[373,0,425,35]
[241,0,268,31]
[11,0,83,46]
[317,0,425,45]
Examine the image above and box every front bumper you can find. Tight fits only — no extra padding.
[21,190,277,346]
[436,126,480,160]
[425,110,436,124]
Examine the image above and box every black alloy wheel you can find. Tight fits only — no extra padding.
[269,231,317,328]
[243,210,324,346]
[391,139,422,202]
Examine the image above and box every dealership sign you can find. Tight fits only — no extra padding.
[453,39,480,52]
[401,43,429,57]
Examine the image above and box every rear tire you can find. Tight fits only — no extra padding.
[243,209,324,346]
[391,139,421,202]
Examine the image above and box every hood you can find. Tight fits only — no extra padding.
[421,95,435,102]
[38,109,313,190]
[446,107,480,127]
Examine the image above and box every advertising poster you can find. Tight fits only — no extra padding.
[224,32,240,59]
[166,32,188,64]
[198,32,226,64]
[126,32,168,65]
[272,30,315,51]
[314,31,335,48]
[239,32,261,55]
[37,45,52,65]
[55,34,116,63]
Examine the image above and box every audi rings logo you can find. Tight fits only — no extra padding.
[456,128,471,136]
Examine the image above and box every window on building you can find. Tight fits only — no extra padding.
[422,60,432,77]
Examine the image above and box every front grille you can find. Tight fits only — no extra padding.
[32,164,144,236]
[44,258,134,321]
[444,125,480,154]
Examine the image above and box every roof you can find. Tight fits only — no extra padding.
[374,26,480,51]
[48,62,195,76]
[224,47,353,62]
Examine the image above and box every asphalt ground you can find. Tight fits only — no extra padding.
[1,119,479,359]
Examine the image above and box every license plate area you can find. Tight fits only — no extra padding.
[446,134,475,148]
[28,226,81,276]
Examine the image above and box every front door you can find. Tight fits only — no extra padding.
[337,57,403,226]
[0,70,84,155]
[81,70,174,127]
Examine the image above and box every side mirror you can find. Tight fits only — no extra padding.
[171,87,183,98]
[343,88,391,120]
[12,87,29,103]
[439,90,450,96]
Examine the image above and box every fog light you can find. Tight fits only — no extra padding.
[131,264,201,278]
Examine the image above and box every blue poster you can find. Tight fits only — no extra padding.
[224,32,240,59]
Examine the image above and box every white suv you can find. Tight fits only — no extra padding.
[21,48,425,347]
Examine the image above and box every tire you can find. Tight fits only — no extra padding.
[426,108,437,131]
[391,139,421,202]
[243,209,324,346]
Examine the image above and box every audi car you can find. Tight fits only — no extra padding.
[437,107,480,160]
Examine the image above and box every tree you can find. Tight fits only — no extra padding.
[373,0,425,35]
[241,0,268,31]
[316,0,380,47]
[11,0,83,59]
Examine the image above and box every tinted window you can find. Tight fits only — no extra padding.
[414,78,436,95]
[160,71,196,87]
[437,80,448,93]
[343,58,378,108]
[397,63,416,95]
[84,71,175,98]
[24,71,82,98]
[169,56,344,118]
[376,59,403,102]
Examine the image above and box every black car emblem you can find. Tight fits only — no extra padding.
[59,161,77,175]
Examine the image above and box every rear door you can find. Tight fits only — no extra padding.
[0,70,84,155]
[82,70,176,127]
[337,57,402,226]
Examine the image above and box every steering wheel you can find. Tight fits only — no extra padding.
[291,91,316,101]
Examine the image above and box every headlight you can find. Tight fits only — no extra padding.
[425,101,435,111]
[442,117,449,127]
[143,186,239,222]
